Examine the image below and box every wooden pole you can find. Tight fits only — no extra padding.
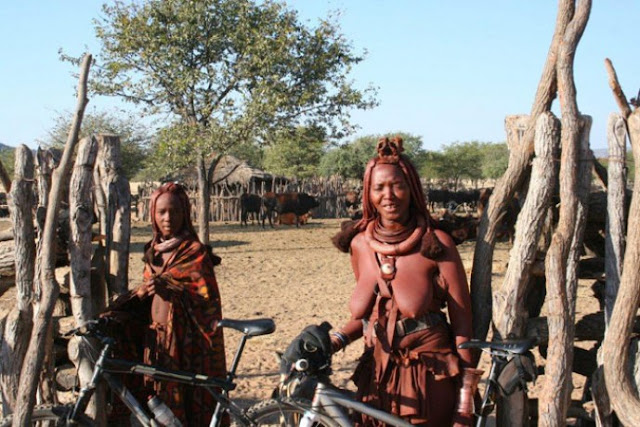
[602,110,640,425]
[0,146,35,414]
[538,0,592,422]
[604,113,627,323]
[12,53,91,426]
[604,58,632,119]
[593,95,632,427]
[470,0,576,340]
[493,112,560,340]
[96,134,131,297]
[68,135,105,424]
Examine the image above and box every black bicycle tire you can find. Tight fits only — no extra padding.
[244,397,339,427]
[0,404,95,426]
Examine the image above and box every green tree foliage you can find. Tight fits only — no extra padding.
[0,145,15,180]
[263,126,326,178]
[41,109,149,180]
[480,142,509,179]
[227,141,264,169]
[89,0,377,170]
[319,132,425,179]
[425,141,484,190]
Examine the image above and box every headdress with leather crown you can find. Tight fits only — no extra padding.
[331,136,443,259]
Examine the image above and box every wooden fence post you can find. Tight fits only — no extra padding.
[493,112,560,341]
[470,0,575,341]
[604,113,627,323]
[12,53,91,426]
[68,135,106,424]
[591,113,628,426]
[0,146,35,415]
[96,134,131,297]
[602,109,640,425]
[538,0,592,422]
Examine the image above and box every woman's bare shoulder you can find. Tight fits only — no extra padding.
[350,232,367,253]
[434,228,456,249]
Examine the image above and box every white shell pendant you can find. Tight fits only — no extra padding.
[379,255,396,279]
[380,262,395,276]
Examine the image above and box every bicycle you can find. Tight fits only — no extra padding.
[0,317,280,426]
[255,335,536,427]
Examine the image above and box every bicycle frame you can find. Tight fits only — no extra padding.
[302,381,413,427]
[66,318,274,427]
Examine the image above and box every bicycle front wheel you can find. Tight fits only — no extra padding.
[0,404,94,426]
[246,398,338,427]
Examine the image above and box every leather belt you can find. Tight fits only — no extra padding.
[395,312,445,337]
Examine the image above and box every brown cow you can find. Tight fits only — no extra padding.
[278,212,310,226]
[262,192,319,228]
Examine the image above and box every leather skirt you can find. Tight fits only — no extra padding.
[352,321,460,426]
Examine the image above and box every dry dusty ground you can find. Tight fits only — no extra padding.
[0,217,601,420]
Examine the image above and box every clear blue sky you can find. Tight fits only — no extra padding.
[1,1,638,151]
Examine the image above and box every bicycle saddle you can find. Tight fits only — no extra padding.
[458,337,536,354]
[218,318,276,337]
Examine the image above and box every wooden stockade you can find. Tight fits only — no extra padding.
[134,170,360,224]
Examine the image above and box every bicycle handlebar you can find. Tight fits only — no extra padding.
[62,318,114,344]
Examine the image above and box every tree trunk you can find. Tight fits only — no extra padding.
[602,110,640,425]
[96,134,130,297]
[197,153,210,245]
[538,1,592,423]
[493,112,560,341]
[470,0,575,340]
[68,135,106,424]
[12,53,91,426]
[0,146,35,415]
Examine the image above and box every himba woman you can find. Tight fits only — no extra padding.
[104,182,227,425]
[330,137,482,426]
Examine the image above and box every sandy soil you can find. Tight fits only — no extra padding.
[0,217,601,417]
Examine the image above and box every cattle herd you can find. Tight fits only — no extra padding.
[239,187,519,246]
[240,191,320,228]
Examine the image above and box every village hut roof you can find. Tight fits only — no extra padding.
[211,155,275,186]
[168,154,286,189]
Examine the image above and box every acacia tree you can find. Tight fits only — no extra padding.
[89,0,376,244]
